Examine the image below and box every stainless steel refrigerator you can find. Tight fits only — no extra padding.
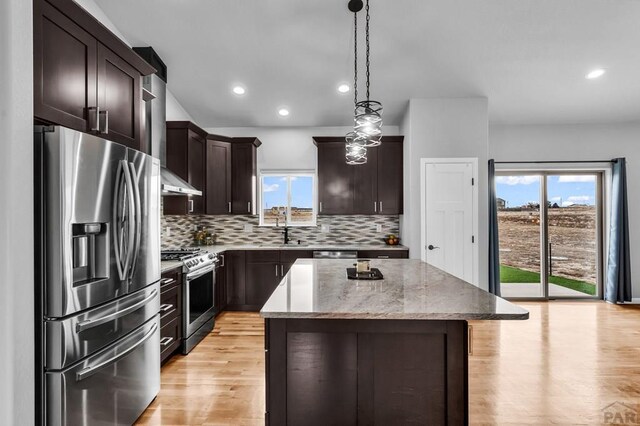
[35,126,161,425]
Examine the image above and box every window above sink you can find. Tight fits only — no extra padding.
[259,171,316,227]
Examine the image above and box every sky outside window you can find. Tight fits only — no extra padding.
[496,175,596,208]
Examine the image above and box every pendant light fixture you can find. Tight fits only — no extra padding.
[345,0,383,164]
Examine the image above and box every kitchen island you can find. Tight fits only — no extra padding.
[260,259,528,425]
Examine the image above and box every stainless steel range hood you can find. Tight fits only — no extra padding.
[135,47,202,197]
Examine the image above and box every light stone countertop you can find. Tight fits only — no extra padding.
[160,244,409,274]
[260,259,529,320]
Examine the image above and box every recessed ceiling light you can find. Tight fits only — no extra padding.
[337,83,350,93]
[585,69,606,80]
[278,108,290,117]
[232,85,246,95]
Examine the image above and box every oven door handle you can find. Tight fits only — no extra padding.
[186,263,217,281]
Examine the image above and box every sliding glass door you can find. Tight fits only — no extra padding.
[496,172,603,299]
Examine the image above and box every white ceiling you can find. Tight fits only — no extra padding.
[95,0,640,127]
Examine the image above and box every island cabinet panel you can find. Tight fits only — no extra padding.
[314,136,404,215]
[206,138,232,214]
[286,332,358,426]
[265,319,469,426]
[279,250,313,276]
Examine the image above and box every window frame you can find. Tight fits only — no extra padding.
[259,170,317,227]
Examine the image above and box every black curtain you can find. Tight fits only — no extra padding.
[606,158,632,303]
[488,159,501,296]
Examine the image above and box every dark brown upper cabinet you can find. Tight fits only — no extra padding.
[206,135,233,214]
[314,136,404,215]
[33,0,154,152]
[164,121,207,215]
[231,138,261,215]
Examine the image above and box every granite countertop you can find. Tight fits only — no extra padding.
[260,259,529,321]
[160,244,409,273]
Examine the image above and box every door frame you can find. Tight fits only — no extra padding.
[495,168,607,300]
[420,158,479,286]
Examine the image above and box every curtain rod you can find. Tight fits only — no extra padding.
[493,160,616,164]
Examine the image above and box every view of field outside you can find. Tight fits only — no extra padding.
[262,175,314,225]
[497,174,598,297]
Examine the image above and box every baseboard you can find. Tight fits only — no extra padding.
[629,298,640,304]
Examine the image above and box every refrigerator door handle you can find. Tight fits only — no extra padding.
[127,162,142,280]
[75,289,158,333]
[113,160,136,281]
[75,321,158,382]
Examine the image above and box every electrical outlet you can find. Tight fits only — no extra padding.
[376,224,383,233]
[165,227,171,237]
[243,224,253,232]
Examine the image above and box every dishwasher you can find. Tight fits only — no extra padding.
[313,250,358,259]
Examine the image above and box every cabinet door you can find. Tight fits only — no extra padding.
[376,142,403,214]
[353,148,378,214]
[215,261,227,315]
[206,139,232,214]
[188,132,206,214]
[96,43,142,150]
[280,250,314,276]
[231,143,256,214]
[317,142,354,214]
[34,1,97,132]
[225,251,246,307]
[245,261,280,309]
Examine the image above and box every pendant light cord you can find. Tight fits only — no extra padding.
[353,11,358,107]
[365,0,370,101]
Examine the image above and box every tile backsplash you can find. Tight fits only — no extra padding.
[161,214,400,249]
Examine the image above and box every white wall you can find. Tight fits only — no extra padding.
[400,98,489,289]
[207,125,401,171]
[490,122,640,297]
[0,0,34,424]
[74,0,193,122]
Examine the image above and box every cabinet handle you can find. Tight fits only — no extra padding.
[188,199,194,213]
[280,264,284,276]
[319,201,323,213]
[159,303,173,313]
[160,278,176,286]
[228,201,231,213]
[99,110,109,134]
[248,201,251,213]
[374,202,377,213]
[379,201,383,213]
[88,107,100,132]
[468,325,473,356]
[160,337,174,347]
[275,265,278,277]
[219,254,225,267]
[377,255,390,259]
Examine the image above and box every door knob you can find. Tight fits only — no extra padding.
[427,245,439,250]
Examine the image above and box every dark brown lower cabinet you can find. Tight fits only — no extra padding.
[160,267,183,364]
[265,319,468,426]
[279,250,313,276]
[215,253,227,315]
[225,251,247,310]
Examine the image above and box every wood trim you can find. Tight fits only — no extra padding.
[313,135,404,146]
[166,120,208,138]
[42,0,156,75]
[206,133,234,143]
[231,137,262,147]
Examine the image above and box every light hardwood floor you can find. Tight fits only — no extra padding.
[137,302,640,425]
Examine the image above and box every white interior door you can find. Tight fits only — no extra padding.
[423,160,476,283]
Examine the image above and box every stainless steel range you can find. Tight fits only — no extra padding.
[161,248,219,353]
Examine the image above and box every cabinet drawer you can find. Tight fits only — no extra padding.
[161,268,182,289]
[160,283,180,327]
[357,250,409,259]
[160,315,181,364]
[246,250,279,263]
